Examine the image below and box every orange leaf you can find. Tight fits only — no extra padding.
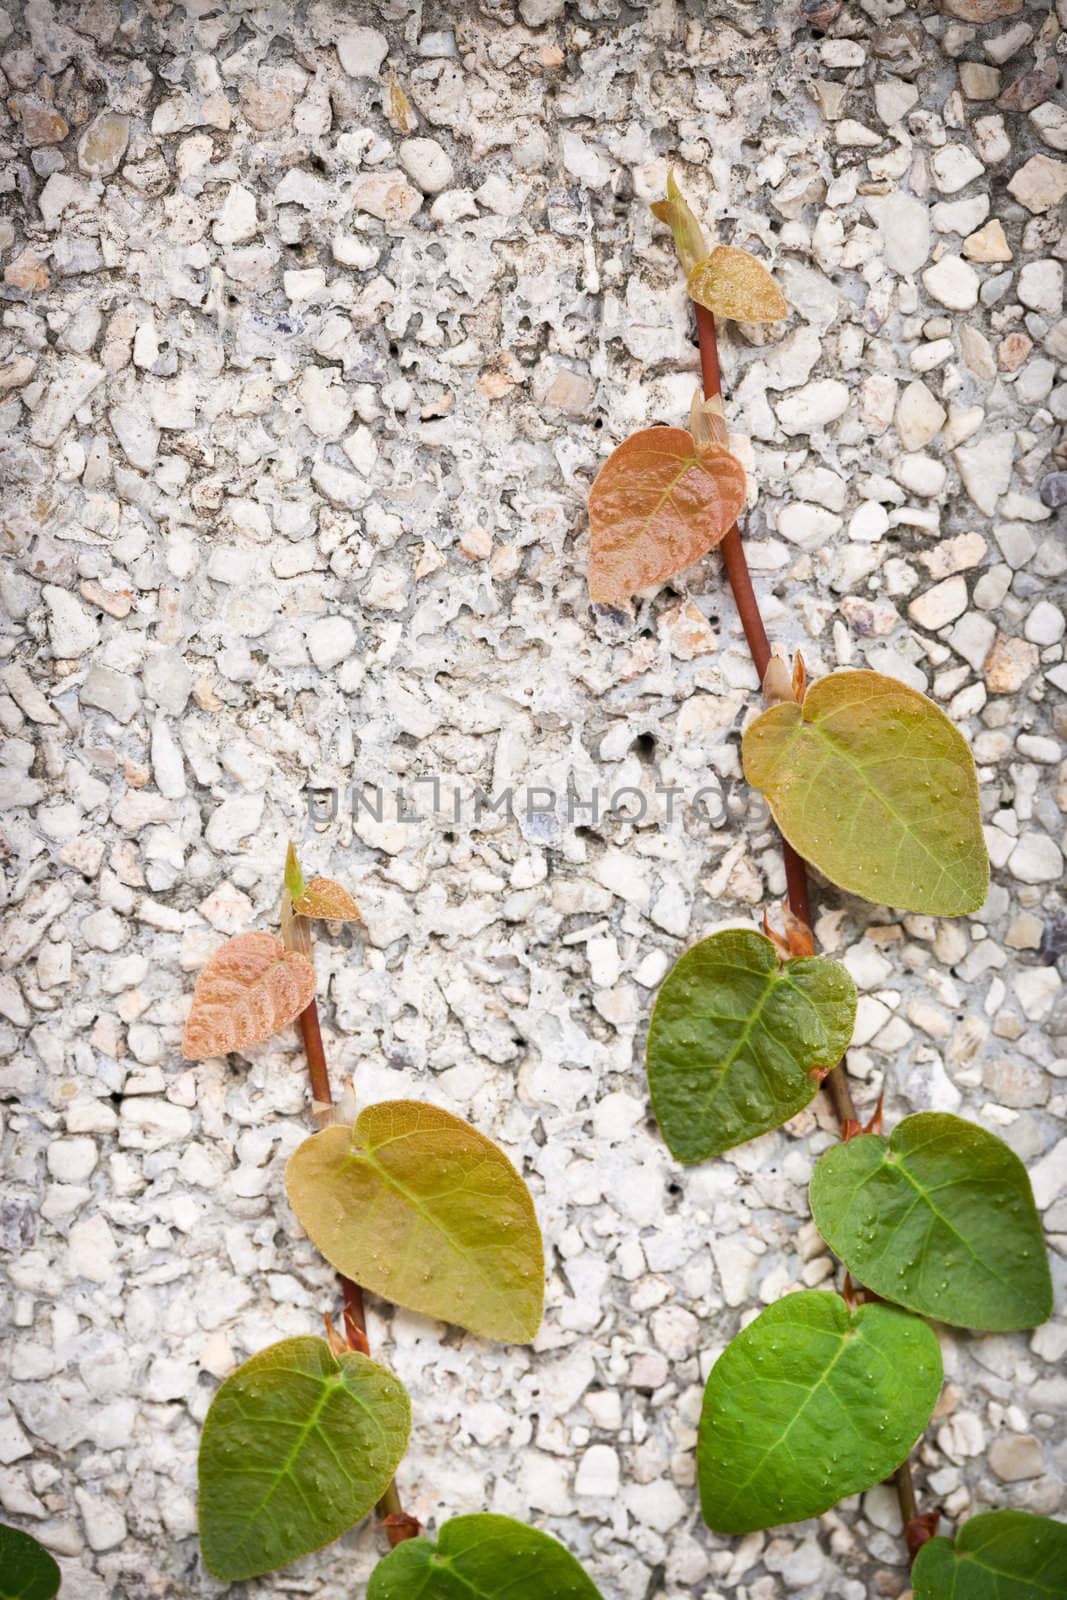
[293,877,361,922]
[588,427,746,604]
[182,931,316,1060]
[688,245,788,323]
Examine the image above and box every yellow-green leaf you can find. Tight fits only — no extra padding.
[742,670,989,915]
[294,877,361,921]
[286,1101,544,1343]
[688,245,788,323]
[198,1336,410,1582]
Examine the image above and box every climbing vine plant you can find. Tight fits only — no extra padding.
[621,174,1058,1586]
[6,176,1061,1600]
[176,845,604,1592]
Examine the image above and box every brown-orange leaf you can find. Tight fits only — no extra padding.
[588,427,746,604]
[688,245,788,323]
[293,877,361,922]
[182,931,316,1060]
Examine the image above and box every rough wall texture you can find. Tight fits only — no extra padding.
[1,0,1066,1597]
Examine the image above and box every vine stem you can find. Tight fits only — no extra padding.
[692,300,923,1561]
[284,907,420,1548]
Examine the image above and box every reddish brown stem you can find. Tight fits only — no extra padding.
[291,969,418,1540]
[298,996,333,1109]
[692,294,932,1552]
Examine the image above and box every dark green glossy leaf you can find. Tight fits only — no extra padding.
[913,1510,1067,1599]
[0,1525,60,1600]
[810,1113,1052,1332]
[742,670,988,915]
[698,1292,942,1534]
[368,1514,604,1600]
[198,1336,411,1581]
[646,928,856,1163]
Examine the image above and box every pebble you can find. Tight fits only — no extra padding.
[77,111,129,177]
[931,144,985,193]
[1018,260,1064,318]
[923,255,980,310]
[1007,154,1067,212]
[775,379,850,434]
[43,586,99,658]
[909,576,968,630]
[954,432,1014,514]
[985,634,1039,692]
[306,616,358,671]
[336,26,389,79]
[962,219,1012,262]
[988,1436,1044,1482]
[399,138,455,195]
[895,380,946,450]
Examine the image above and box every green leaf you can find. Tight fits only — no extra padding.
[742,670,988,915]
[646,928,856,1163]
[368,1514,605,1600]
[697,1291,942,1534]
[284,841,306,903]
[650,170,709,276]
[285,1101,544,1343]
[198,1336,411,1582]
[810,1112,1052,1332]
[913,1510,1067,1600]
[0,1525,60,1600]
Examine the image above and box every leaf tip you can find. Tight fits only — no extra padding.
[284,840,306,903]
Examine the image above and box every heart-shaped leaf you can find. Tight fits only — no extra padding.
[647,928,856,1163]
[698,1292,942,1534]
[587,427,746,605]
[284,844,360,921]
[368,1514,605,1600]
[688,245,789,323]
[0,1524,61,1600]
[198,1336,410,1582]
[742,669,989,915]
[913,1510,1067,1600]
[286,1101,544,1343]
[810,1112,1052,1331]
[182,931,316,1060]
[294,877,361,921]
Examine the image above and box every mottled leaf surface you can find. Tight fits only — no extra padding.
[588,427,746,604]
[286,1102,543,1343]
[742,670,988,915]
[182,931,316,1060]
[646,929,856,1163]
[810,1113,1052,1331]
[198,1336,410,1581]
[368,1514,604,1600]
[913,1510,1067,1600]
[0,1524,60,1600]
[688,245,789,322]
[294,877,361,921]
[698,1292,941,1533]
